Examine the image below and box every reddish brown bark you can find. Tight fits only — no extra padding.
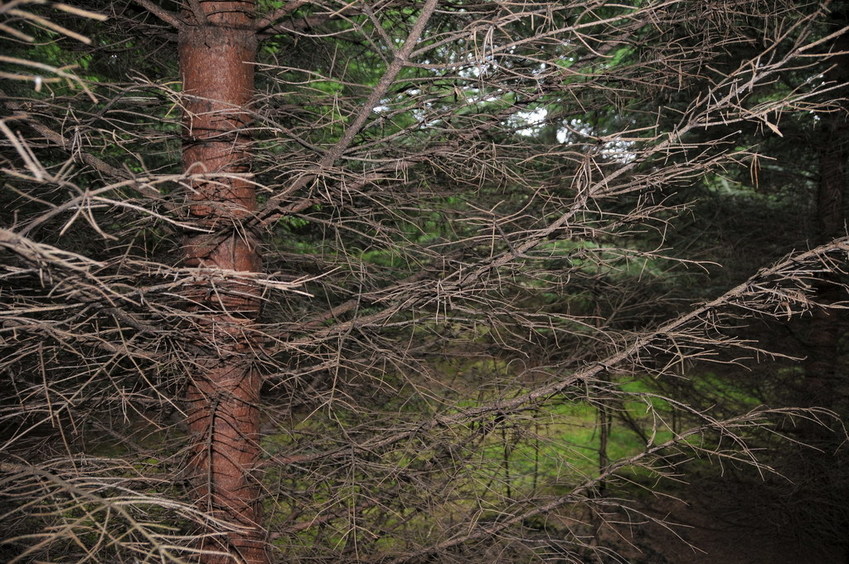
[179,2,267,562]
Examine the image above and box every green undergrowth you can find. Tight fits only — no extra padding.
[261,363,767,557]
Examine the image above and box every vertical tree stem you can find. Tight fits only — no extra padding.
[179,1,267,562]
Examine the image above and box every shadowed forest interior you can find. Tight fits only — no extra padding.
[1,1,849,563]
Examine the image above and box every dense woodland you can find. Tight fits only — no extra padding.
[1,1,849,562]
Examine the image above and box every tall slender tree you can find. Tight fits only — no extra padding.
[178,1,265,561]
[805,2,849,411]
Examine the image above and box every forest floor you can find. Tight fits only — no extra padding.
[600,473,848,564]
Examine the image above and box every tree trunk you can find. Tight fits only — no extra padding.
[804,8,849,413]
[804,118,847,410]
[179,2,267,562]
